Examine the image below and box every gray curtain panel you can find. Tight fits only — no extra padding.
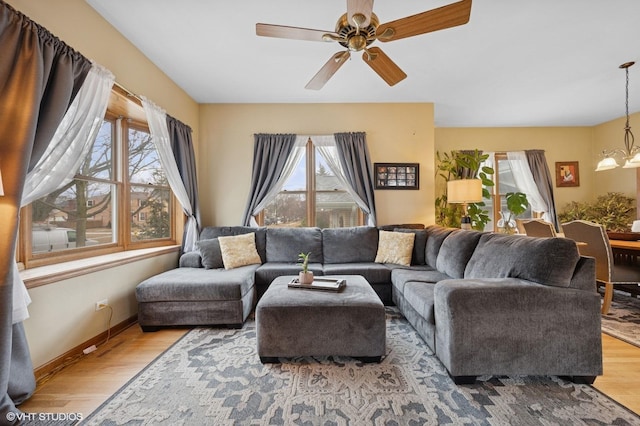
[525,150,559,231]
[0,2,92,422]
[333,132,377,226]
[166,115,202,253]
[242,134,297,226]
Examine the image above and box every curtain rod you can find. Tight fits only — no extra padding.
[113,81,143,105]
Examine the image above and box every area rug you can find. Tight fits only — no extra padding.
[83,308,639,425]
[601,291,640,348]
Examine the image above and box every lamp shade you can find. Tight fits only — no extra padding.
[447,179,483,204]
[595,157,619,171]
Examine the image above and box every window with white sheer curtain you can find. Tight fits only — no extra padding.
[20,89,175,269]
[258,137,364,228]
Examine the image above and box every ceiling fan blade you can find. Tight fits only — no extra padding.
[347,0,374,28]
[377,0,472,42]
[256,23,337,42]
[362,47,407,86]
[305,51,351,90]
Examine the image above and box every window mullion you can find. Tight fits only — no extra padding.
[307,140,316,227]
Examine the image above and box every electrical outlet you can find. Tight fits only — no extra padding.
[95,299,109,311]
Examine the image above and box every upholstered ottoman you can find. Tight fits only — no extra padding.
[256,275,386,362]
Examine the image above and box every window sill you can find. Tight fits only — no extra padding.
[21,246,180,289]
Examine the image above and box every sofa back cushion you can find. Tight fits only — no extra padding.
[464,233,581,288]
[322,226,379,263]
[266,227,323,263]
[435,230,483,278]
[200,226,267,263]
[425,225,456,268]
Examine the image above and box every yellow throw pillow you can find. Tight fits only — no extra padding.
[218,233,262,270]
[375,230,415,266]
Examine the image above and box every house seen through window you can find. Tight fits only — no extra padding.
[260,140,363,228]
[25,98,174,266]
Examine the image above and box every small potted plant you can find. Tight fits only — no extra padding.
[298,252,313,284]
[500,192,529,234]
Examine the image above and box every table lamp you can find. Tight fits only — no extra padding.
[447,179,483,230]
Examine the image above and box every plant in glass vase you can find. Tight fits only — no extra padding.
[500,192,529,234]
[297,252,313,284]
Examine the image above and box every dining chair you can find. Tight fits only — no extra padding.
[561,220,640,314]
[522,219,557,237]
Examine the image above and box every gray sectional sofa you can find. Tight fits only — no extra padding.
[135,224,603,384]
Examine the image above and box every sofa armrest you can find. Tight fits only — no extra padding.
[433,278,602,377]
[179,251,202,268]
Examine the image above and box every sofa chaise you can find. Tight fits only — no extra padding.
[135,224,602,384]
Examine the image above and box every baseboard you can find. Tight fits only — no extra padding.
[33,315,138,383]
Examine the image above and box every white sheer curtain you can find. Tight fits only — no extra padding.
[141,97,199,252]
[248,135,307,226]
[506,151,550,221]
[312,135,372,225]
[13,63,115,323]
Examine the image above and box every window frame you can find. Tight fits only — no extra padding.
[18,88,177,269]
[256,139,364,227]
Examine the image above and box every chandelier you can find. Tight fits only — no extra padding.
[595,61,640,171]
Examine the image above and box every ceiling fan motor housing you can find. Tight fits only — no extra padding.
[336,13,379,51]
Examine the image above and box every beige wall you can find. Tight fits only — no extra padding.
[199,103,435,227]
[6,0,198,368]
[435,127,596,214]
[24,253,179,368]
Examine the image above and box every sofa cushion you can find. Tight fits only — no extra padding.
[136,265,258,302]
[436,230,483,279]
[266,227,323,263]
[464,233,581,288]
[200,226,267,263]
[218,233,262,270]
[322,263,391,284]
[391,267,452,296]
[404,281,437,325]
[374,230,415,266]
[394,228,427,265]
[425,225,456,268]
[255,262,324,287]
[196,238,223,269]
[322,227,379,263]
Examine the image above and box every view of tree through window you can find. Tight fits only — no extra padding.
[29,118,172,257]
[261,142,362,228]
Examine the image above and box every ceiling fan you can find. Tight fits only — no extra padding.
[256,0,472,90]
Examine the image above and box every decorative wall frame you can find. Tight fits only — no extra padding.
[555,161,580,187]
[374,163,419,189]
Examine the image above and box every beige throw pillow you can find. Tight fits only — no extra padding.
[375,230,415,266]
[218,232,262,270]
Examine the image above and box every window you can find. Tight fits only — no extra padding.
[21,89,175,267]
[482,153,534,232]
[259,139,363,228]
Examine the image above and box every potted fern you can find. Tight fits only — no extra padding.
[298,252,313,284]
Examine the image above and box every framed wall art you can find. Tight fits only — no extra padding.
[555,161,580,187]
[374,163,419,190]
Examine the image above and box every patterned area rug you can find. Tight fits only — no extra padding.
[83,308,639,425]
[601,291,640,348]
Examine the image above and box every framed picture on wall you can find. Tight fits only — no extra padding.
[374,163,419,189]
[555,161,580,187]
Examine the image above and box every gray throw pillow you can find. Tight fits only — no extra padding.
[196,238,224,269]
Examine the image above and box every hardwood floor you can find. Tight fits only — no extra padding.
[18,325,640,418]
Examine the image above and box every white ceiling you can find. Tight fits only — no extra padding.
[85,0,640,127]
